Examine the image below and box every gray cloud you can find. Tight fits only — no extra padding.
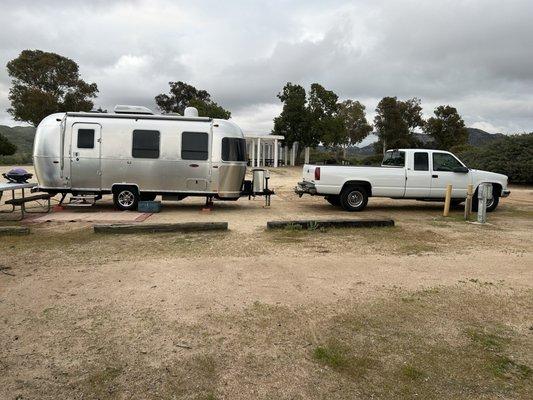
[0,0,532,133]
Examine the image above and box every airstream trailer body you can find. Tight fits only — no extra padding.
[33,106,256,209]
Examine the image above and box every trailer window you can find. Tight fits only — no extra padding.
[414,152,429,171]
[382,151,405,167]
[77,129,94,149]
[182,132,208,160]
[222,138,246,162]
[132,130,160,158]
[432,152,463,172]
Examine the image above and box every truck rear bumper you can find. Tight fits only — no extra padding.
[501,189,511,197]
[294,181,317,196]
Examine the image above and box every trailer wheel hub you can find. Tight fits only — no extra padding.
[118,190,135,207]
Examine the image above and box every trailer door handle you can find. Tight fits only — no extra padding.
[432,174,438,178]
[189,164,199,168]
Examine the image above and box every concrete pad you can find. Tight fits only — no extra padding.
[266,219,395,229]
[94,222,228,234]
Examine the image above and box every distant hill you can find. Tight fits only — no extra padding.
[0,125,36,164]
[349,128,506,156]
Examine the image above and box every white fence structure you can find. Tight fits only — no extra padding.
[244,134,311,167]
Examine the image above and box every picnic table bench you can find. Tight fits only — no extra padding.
[0,182,53,220]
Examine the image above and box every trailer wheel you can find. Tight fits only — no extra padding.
[325,195,341,206]
[140,193,157,201]
[113,186,139,211]
[340,186,368,212]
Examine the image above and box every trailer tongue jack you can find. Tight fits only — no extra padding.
[241,168,274,207]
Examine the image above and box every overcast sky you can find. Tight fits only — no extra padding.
[1,0,532,137]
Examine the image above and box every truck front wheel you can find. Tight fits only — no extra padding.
[340,186,368,212]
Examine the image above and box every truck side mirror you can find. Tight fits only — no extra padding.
[453,166,469,173]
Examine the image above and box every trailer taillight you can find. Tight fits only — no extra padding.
[314,167,321,181]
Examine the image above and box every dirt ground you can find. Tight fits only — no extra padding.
[1,165,532,399]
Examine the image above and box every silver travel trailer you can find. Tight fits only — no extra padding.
[33,105,271,210]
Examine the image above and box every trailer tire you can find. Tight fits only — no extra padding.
[325,195,341,207]
[113,186,139,211]
[140,193,157,201]
[340,186,368,212]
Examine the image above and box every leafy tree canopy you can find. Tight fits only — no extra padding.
[0,133,17,156]
[272,83,309,146]
[308,83,343,149]
[425,105,468,151]
[336,100,372,147]
[458,133,533,184]
[374,97,423,154]
[155,81,231,119]
[7,50,98,126]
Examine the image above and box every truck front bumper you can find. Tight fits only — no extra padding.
[294,181,317,197]
[501,189,511,198]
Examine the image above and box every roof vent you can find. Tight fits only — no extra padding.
[184,107,199,117]
[114,105,154,115]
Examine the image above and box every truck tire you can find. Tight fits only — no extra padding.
[140,193,157,201]
[113,186,139,211]
[472,184,500,212]
[340,186,368,212]
[325,195,341,206]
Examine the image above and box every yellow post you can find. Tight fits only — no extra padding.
[464,184,473,220]
[443,184,452,217]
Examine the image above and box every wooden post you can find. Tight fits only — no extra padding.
[443,184,452,217]
[464,184,473,220]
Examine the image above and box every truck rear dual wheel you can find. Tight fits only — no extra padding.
[340,186,368,212]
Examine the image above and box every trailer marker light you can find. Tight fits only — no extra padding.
[315,167,321,181]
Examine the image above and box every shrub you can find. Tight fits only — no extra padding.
[458,133,533,184]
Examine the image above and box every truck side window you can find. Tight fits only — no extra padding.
[432,152,463,172]
[77,129,95,149]
[132,130,160,158]
[414,152,428,171]
[222,138,246,161]
[382,151,405,167]
[182,132,208,160]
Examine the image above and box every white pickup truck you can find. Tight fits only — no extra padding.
[295,149,510,212]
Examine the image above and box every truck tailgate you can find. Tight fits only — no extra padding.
[302,164,316,182]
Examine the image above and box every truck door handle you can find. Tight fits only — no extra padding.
[432,174,438,178]
[189,164,199,168]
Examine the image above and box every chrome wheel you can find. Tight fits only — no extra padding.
[347,190,364,208]
[486,197,495,209]
[118,190,135,208]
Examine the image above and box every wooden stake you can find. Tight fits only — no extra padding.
[464,184,473,220]
[443,184,452,217]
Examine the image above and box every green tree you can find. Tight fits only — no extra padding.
[308,83,343,153]
[0,133,16,156]
[374,97,423,154]
[272,82,309,148]
[7,50,98,126]
[155,81,231,119]
[458,133,533,183]
[336,99,372,158]
[425,105,468,151]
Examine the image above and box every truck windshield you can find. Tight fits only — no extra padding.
[222,137,246,162]
[382,151,405,167]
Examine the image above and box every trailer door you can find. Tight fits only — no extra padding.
[70,123,102,190]
[179,131,210,191]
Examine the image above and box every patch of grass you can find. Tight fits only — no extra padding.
[490,355,532,379]
[466,328,508,351]
[313,341,376,378]
[401,364,427,381]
